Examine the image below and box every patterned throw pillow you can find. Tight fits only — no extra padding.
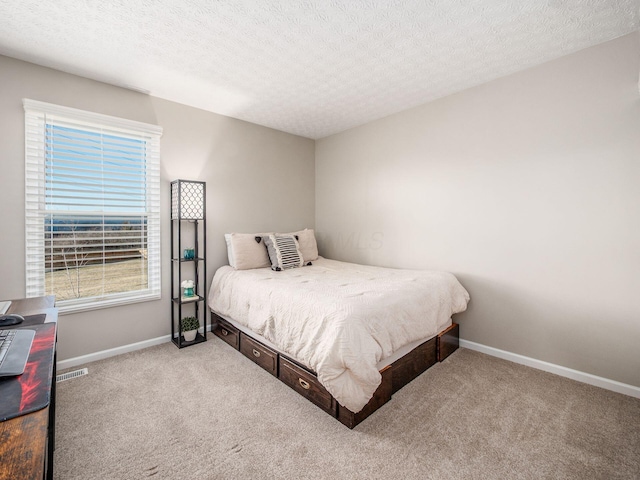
[263,234,304,271]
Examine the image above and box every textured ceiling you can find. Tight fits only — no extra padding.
[0,1,638,139]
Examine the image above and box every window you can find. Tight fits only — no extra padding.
[24,99,162,313]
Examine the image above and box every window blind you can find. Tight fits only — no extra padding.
[24,99,162,313]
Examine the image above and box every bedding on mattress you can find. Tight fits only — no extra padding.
[208,257,470,413]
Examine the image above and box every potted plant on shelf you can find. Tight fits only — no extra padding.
[181,316,200,342]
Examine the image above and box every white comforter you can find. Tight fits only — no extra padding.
[208,257,470,413]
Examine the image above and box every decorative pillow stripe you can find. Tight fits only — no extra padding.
[263,234,304,271]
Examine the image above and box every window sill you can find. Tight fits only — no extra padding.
[57,292,161,315]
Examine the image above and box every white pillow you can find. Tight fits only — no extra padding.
[286,228,318,263]
[224,233,271,270]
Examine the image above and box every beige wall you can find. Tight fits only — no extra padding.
[0,55,315,360]
[1,32,638,388]
[316,33,640,388]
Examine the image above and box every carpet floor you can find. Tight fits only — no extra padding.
[54,338,640,479]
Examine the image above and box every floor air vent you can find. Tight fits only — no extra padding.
[56,368,88,383]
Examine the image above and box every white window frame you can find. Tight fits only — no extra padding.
[24,99,162,314]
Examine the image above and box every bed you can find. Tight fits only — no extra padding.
[208,231,470,428]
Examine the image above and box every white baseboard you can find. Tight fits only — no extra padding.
[57,325,212,371]
[459,339,640,399]
[57,335,172,370]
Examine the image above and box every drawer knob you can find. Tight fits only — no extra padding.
[221,329,228,336]
[298,378,310,390]
[252,349,261,358]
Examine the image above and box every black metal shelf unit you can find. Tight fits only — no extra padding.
[170,180,207,348]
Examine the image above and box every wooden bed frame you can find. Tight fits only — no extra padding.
[211,312,459,429]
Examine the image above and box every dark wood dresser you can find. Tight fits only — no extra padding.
[0,296,57,480]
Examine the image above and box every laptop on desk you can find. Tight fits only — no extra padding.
[0,329,35,377]
[0,300,11,315]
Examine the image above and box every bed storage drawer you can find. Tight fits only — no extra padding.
[279,357,337,416]
[212,314,239,350]
[240,334,278,376]
[437,323,459,362]
[391,336,437,394]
